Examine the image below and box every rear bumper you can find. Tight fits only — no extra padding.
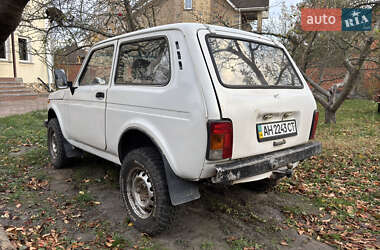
[211,141,321,184]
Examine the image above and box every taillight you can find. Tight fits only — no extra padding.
[207,120,233,160]
[309,110,319,140]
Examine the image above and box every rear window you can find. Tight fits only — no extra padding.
[207,36,303,88]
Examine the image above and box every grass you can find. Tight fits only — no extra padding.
[277,99,380,249]
[0,111,135,249]
[226,237,262,250]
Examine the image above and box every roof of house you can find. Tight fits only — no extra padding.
[227,0,269,9]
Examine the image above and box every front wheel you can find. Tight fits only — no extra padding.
[47,118,68,169]
[120,147,174,235]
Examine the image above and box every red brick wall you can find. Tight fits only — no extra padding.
[306,65,380,96]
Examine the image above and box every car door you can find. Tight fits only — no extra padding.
[65,42,116,150]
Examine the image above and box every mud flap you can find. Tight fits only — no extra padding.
[162,156,200,206]
[63,139,82,158]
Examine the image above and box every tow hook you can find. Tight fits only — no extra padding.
[272,163,295,179]
[272,168,293,178]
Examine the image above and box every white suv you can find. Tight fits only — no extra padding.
[46,23,321,235]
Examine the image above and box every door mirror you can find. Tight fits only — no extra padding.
[67,81,77,95]
[54,69,68,89]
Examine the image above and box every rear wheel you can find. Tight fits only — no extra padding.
[120,147,174,235]
[47,118,68,169]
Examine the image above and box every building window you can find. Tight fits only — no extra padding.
[0,42,6,59]
[18,38,29,61]
[184,0,192,10]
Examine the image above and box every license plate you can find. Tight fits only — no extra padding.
[257,120,297,142]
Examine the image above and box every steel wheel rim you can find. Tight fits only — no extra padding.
[49,130,58,159]
[126,161,155,219]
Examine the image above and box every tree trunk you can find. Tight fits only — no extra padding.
[0,0,30,43]
[325,85,338,124]
[325,109,337,124]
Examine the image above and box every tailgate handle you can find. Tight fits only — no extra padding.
[273,139,286,147]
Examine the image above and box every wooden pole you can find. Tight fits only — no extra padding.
[11,32,17,78]
[257,12,263,33]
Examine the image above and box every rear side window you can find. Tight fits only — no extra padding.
[115,38,170,86]
[207,36,303,88]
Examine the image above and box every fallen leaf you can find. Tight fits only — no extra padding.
[280,240,288,246]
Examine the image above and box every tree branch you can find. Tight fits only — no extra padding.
[301,71,331,97]
[332,36,375,111]
[312,91,330,109]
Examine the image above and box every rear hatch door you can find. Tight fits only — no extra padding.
[198,29,317,160]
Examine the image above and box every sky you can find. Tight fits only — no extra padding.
[269,0,303,17]
[257,0,303,33]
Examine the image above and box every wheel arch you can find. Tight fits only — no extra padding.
[118,128,160,164]
[48,108,57,121]
[117,127,200,206]
[47,105,69,140]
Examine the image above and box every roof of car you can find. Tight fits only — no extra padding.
[96,23,275,47]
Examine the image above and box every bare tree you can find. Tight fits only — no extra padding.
[10,0,164,79]
[298,1,379,123]
[260,0,380,123]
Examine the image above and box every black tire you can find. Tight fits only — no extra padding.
[120,147,174,235]
[47,118,68,169]
[243,178,280,192]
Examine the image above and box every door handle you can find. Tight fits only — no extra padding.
[96,92,105,99]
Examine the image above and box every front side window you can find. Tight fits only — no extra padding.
[0,42,6,59]
[184,0,192,10]
[207,37,303,88]
[18,38,28,61]
[79,46,114,86]
[115,38,170,86]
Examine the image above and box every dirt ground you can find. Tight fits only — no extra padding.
[1,151,335,249]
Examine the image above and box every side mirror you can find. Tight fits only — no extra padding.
[67,81,77,95]
[54,69,68,89]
